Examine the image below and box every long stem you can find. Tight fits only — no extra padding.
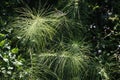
[29,48,33,80]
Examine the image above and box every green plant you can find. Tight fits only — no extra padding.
[0,31,26,80]
[11,8,55,49]
[1,0,120,80]
[33,51,90,80]
[8,1,95,80]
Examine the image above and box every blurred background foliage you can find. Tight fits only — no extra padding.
[0,0,120,80]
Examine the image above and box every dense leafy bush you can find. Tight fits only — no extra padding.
[0,29,28,80]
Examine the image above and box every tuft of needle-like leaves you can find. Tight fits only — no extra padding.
[59,0,81,19]
[11,6,64,49]
[33,51,90,80]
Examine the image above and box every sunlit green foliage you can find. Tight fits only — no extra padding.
[33,51,89,80]
[0,0,120,80]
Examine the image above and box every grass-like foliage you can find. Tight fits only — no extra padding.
[58,0,82,19]
[29,63,60,80]
[11,6,64,49]
[33,51,90,80]
[3,0,119,80]
[67,39,91,53]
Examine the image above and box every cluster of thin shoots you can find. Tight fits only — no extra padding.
[12,5,66,49]
[34,51,89,80]
[10,1,104,80]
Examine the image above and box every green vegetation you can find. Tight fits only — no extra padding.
[0,0,120,80]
